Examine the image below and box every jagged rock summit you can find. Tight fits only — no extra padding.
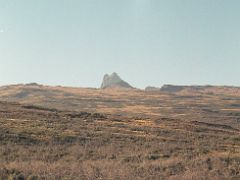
[101,72,133,89]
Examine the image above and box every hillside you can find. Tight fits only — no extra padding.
[145,84,240,96]
[0,84,239,179]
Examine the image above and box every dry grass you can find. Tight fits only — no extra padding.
[0,85,239,179]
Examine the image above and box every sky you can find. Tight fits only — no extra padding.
[0,0,240,89]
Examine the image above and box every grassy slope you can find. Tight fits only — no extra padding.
[0,85,239,179]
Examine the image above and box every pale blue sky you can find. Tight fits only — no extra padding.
[0,0,240,88]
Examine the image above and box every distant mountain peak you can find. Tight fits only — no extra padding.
[101,72,133,89]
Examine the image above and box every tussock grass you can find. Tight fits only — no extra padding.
[0,86,240,179]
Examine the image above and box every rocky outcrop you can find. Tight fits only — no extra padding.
[145,85,215,93]
[160,85,187,93]
[145,86,161,91]
[160,85,214,93]
[101,72,133,89]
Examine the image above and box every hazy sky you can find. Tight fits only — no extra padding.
[1,0,240,88]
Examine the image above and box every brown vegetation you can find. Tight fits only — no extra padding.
[0,85,239,179]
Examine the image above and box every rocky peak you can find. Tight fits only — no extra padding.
[101,72,133,89]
